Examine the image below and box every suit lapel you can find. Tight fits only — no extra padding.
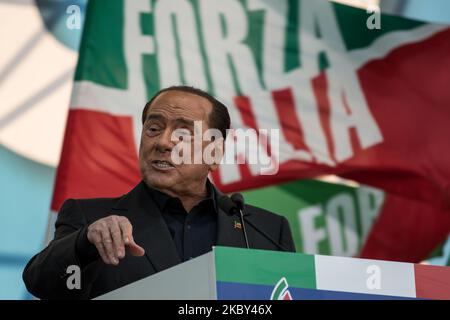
[111,182,181,273]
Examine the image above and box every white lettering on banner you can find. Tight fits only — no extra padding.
[124,0,155,148]
[199,0,282,181]
[154,0,208,90]
[299,1,383,162]
[200,0,246,185]
[250,90,314,164]
[291,1,339,167]
[248,0,289,89]
[297,189,384,255]
[298,206,327,254]
[298,1,383,163]
[199,0,249,116]
[326,193,359,256]
[200,0,263,95]
[122,0,384,183]
[290,79,335,166]
[366,265,382,290]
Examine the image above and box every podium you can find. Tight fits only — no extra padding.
[97,246,450,300]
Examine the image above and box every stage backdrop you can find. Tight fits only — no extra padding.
[50,0,450,262]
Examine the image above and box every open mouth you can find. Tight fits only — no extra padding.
[151,160,175,170]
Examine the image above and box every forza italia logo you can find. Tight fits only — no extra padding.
[270,277,293,300]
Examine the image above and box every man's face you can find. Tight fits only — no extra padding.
[139,90,219,196]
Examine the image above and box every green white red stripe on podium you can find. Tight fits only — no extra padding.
[214,246,450,300]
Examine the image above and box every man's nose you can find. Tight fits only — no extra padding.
[155,129,174,152]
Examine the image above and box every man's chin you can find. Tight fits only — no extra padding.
[143,175,174,190]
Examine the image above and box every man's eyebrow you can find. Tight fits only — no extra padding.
[145,114,195,128]
[145,114,166,123]
[174,118,195,128]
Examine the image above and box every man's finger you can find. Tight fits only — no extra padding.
[109,218,125,259]
[117,217,145,257]
[90,232,111,264]
[95,242,111,265]
[118,218,133,246]
[100,227,118,265]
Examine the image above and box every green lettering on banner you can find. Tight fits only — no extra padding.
[74,0,427,97]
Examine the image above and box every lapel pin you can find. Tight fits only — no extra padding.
[233,220,242,229]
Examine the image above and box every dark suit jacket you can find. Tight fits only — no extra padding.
[23,181,295,299]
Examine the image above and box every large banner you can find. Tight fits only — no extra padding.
[51,0,450,261]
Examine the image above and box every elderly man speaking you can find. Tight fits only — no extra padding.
[23,86,295,299]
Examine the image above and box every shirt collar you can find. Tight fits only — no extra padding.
[144,179,218,214]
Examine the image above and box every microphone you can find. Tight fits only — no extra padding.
[218,195,250,249]
[229,193,290,252]
[218,195,239,216]
[230,193,244,211]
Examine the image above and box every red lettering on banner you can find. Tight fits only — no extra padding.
[311,73,335,163]
[272,88,311,155]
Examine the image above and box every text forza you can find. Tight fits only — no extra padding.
[125,1,384,184]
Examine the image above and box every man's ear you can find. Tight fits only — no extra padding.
[208,146,222,171]
[209,163,220,172]
[205,135,224,172]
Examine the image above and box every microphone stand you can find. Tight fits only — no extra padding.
[241,216,290,252]
[232,193,290,252]
[237,208,250,249]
